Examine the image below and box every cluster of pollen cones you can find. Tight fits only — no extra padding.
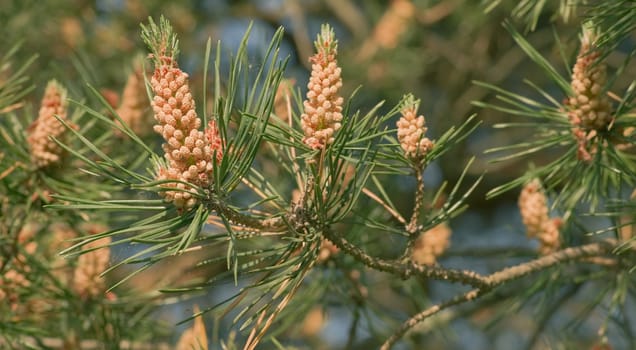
[568,26,614,162]
[149,55,223,210]
[301,25,344,150]
[27,80,75,168]
[518,179,561,255]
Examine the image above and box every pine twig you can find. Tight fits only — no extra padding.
[406,167,425,234]
[401,167,426,261]
[380,238,623,349]
[322,227,488,288]
[483,239,618,286]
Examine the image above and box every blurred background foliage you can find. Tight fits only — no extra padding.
[1,0,635,349]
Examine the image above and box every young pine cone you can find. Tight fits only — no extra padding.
[518,179,561,255]
[27,80,75,168]
[396,94,434,161]
[144,18,221,211]
[568,26,612,131]
[301,24,344,150]
[72,235,111,299]
[116,60,151,136]
[538,218,561,255]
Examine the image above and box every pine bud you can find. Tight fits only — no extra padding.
[27,80,75,168]
[49,223,77,284]
[316,239,340,263]
[0,269,29,312]
[538,218,561,255]
[358,0,415,61]
[397,94,434,161]
[301,24,344,150]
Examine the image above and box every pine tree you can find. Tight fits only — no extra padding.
[1,1,635,349]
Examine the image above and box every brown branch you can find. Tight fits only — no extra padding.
[401,167,425,261]
[483,238,616,286]
[406,168,425,234]
[322,227,488,288]
[380,238,622,349]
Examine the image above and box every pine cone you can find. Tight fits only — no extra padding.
[116,60,150,136]
[518,179,561,254]
[301,24,344,150]
[72,235,111,299]
[396,94,434,161]
[568,27,612,130]
[143,18,221,211]
[27,80,75,168]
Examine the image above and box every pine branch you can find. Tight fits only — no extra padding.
[406,167,425,234]
[483,239,618,286]
[323,226,489,288]
[380,238,629,349]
